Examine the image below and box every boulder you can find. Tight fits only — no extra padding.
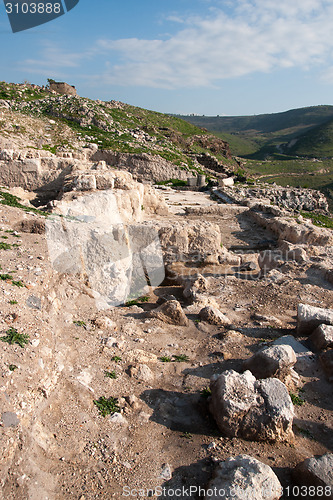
[199,306,231,327]
[209,370,294,442]
[297,304,333,336]
[207,455,282,500]
[243,345,296,380]
[129,364,154,383]
[310,324,333,350]
[293,454,333,496]
[273,335,315,374]
[148,300,189,326]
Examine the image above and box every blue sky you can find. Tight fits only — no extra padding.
[1,0,333,116]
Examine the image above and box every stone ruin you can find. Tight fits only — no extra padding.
[49,81,77,96]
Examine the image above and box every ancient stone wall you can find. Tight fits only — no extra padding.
[49,82,77,96]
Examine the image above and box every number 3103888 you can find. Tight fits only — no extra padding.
[5,3,62,14]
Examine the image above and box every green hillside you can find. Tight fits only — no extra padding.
[286,119,333,158]
[0,80,236,175]
[179,105,333,159]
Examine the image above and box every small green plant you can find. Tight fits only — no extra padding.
[295,425,314,440]
[9,300,18,305]
[125,299,139,306]
[0,273,13,281]
[138,296,149,302]
[290,392,305,406]
[8,364,18,371]
[181,432,193,439]
[73,320,86,327]
[173,354,190,362]
[0,242,12,250]
[104,370,117,379]
[125,295,149,306]
[111,356,122,362]
[1,235,8,239]
[12,280,25,287]
[200,387,212,398]
[160,356,172,362]
[93,396,120,417]
[0,327,29,348]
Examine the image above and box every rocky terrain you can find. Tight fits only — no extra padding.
[0,82,333,500]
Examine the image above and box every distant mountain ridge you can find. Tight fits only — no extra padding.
[178,105,333,159]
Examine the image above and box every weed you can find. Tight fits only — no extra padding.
[9,300,18,305]
[104,370,117,379]
[125,299,140,307]
[181,432,193,439]
[290,392,305,406]
[73,320,86,327]
[173,354,190,362]
[295,425,314,440]
[160,356,172,362]
[125,295,149,306]
[12,280,25,287]
[0,190,47,216]
[0,273,13,281]
[1,235,8,239]
[0,242,12,250]
[8,364,18,371]
[93,396,120,417]
[138,296,149,303]
[111,356,122,363]
[200,387,212,398]
[0,327,29,348]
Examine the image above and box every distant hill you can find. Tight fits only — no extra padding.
[178,106,333,159]
[286,118,333,158]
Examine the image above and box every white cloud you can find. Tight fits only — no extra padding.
[21,0,333,88]
[93,0,333,89]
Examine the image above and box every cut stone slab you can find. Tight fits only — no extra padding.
[243,344,296,380]
[273,335,315,374]
[207,454,283,500]
[297,303,333,336]
[310,324,333,350]
[209,370,294,442]
[199,306,231,327]
[293,454,333,496]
